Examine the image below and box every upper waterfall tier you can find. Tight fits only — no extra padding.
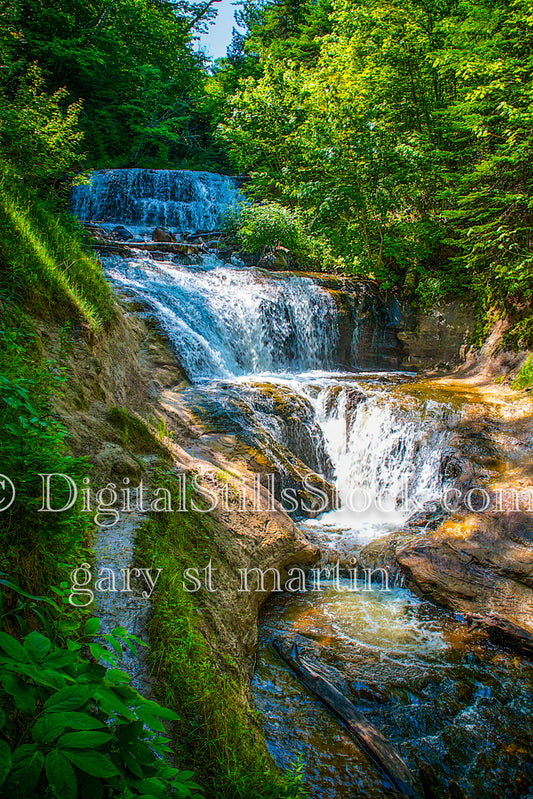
[69,169,240,232]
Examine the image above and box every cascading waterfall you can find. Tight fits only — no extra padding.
[69,168,241,233]
[313,385,449,524]
[71,168,509,798]
[105,255,340,380]
[71,168,452,543]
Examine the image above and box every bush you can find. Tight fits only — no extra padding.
[226,201,340,271]
[0,619,204,798]
[0,327,89,595]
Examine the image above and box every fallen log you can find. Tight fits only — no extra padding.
[272,636,424,799]
[88,241,203,255]
[466,611,533,657]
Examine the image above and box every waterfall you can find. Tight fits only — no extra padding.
[75,166,454,549]
[105,255,340,380]
[69,169,240,232]
[314,386,448,520]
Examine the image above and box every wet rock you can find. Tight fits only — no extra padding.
[397,508,533,655]
[152,226,177,243]
[111,225,134,241]
[83,223,111,244]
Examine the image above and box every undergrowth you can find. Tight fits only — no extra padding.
[0,171,115,330]
[512,355,533,390]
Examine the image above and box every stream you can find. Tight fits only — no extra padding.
[74,169,533,798]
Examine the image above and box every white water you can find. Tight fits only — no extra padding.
[105,254,340,379]
[69,168,241,234]
[72,168,453,553]
[306,382,449,547]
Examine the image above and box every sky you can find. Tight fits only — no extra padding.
[197,0,238,60]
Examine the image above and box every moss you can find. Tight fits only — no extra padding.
[511,355,533,390]
[136,470,308,799]
[107,407,168,455]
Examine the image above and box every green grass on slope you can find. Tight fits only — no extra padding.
[0,173,115,329]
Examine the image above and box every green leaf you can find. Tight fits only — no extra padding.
[134,706,165,732]
[121,748,143,777]
[61,711,107,730]
[58,620,81,636]
[0,632,26,661]
[0,707,5,728]
[0,740,11,787]
[133,778,165,797]
[63,750,119,778]
[105,668,130,685]
[33,713,66,744]
[140,699,179,722]
[94,688,135,719]
[58,730,113,749]
[45,750,77,799]
[24,631,51,661]
[103,634,123,657]
[43,650,77,669]
[17,663,65,690]
[44,685,93,712]
[177,771,196,781]
[173,785,192,798]
[9,681,38,714]
[84,617,100,636]
[8,744,44,794]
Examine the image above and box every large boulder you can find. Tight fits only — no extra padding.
[152,226,177,243]
[397,504,533,655]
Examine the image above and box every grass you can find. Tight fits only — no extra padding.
[136,470,308,799]
[107,407,167,454]
[0,172,116,330]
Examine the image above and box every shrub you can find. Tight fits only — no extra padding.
[226,201,340,271]
[0,327,89,595]
[0,619,204,798]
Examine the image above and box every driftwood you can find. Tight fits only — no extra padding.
[272,636,424,799]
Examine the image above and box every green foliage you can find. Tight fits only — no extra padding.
[0,171,115,328]
[0,328,90,594]
[0,65,83,187]
[0,619,204,798]
[216,0,533,329]
[1,0,226,171]
[228,201,339,269]
[511,355,533,390]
